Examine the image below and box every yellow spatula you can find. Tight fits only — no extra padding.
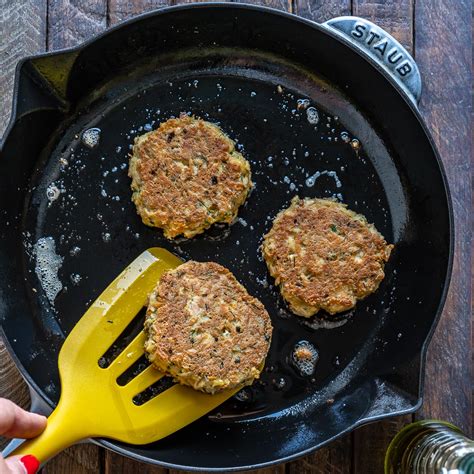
[12,248,238,464]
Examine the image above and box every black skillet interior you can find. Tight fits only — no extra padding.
[0,4,451,470]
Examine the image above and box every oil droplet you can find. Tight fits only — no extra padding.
[350,138,360,150]
[291,340,319,376]
[272,377,287,390]
[277,85,283,94]
[102,232,111,242]
[305,170,342,188]
[306,107,319,125]
[44,383,56,395]
[34,237,63,306]
[234,387,252,402]
[81,128,101,149]
[70,273,82,285]
[69,246,81,256]
[46,184,60,203]
[341,131,351,143]
[297,98,310,110]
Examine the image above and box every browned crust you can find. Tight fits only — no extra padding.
[144,261,273,393]
[129,114,252,239]
[262,197,394,317]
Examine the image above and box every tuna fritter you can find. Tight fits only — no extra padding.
[144,261,272,394]
[262,197,393,317]
[129,115,252,239]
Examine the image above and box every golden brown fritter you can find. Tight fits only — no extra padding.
[262,197,393,317]
[129,115,252,239]
[144,261,272,394]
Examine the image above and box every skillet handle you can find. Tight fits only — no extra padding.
[322,16,421,104]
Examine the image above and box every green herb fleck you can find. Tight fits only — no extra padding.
[330,224,337,232]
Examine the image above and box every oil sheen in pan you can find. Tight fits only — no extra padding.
[22,73,398,420]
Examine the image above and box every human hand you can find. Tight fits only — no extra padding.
[0,399,46,474]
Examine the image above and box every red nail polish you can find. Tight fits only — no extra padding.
[19,455,40,474]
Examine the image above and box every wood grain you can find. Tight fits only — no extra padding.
[232,0,292,12]
[287,435,352,474]
[472,12,474,436]
[353,416,412,473]
[42,445,102,474]
[172,0,236,4]
[0,343,29,408]
[242,467,287,474]
[353,0,413,52]
[108,0,167,25]
[413,0,472,436]
[48,0,107,50]
[0,0,471,472]
[169,467,286,474]
[0,0,47,135]
[104,450,167,473]
[0,343,30,451]
[294,0,350,23]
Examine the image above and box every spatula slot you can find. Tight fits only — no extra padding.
[132,377,175,406]
[98,306,147,368]
[116,355,150,386]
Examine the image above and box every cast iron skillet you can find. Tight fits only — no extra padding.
[0,4,453,471]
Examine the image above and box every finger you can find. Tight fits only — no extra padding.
[4,455,40,474]
[1,455,26,474]
[0,399,47,438]
[0,454,13,474]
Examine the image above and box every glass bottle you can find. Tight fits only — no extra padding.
[385,420,474,473]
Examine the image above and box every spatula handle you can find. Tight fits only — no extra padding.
[9,400,88,465]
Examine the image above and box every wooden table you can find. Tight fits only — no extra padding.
[0,0,471,472]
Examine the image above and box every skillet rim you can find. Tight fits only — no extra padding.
[0,3,454,470]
